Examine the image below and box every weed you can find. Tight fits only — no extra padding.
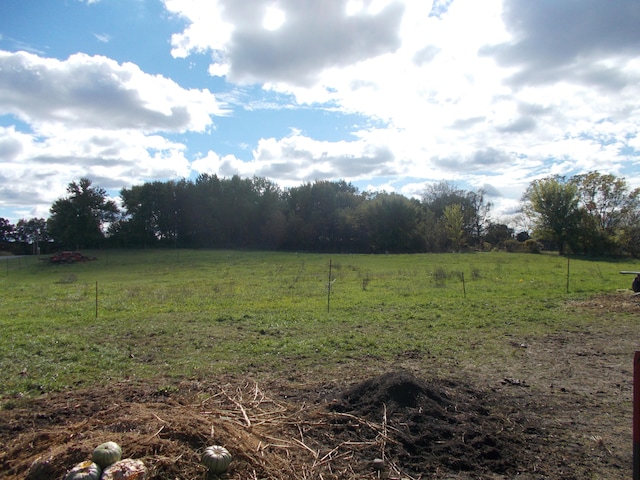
[362,273,370,291]
[471,267,482,280]
[433,267,448,287]
[56,274,78,284]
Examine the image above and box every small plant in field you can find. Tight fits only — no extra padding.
[155,384,179,396]
[56,274,78,284]
[433,267,448,287]
[362,274,370,290]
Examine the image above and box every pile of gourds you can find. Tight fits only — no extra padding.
[63,441,233,479]
[64,441,146,480]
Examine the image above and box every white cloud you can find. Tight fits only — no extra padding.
[0,124,191,213]
[192,130,395,187]
[93,33,111,43]
[166,0,233,59]
[262,6,286,31]
[165,0,405,86]
[0,51,227,133]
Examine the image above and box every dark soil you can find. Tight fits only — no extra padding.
[0,291,637,479]
[328,370,536,477]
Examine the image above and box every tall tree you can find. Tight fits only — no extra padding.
[521,176,580,255]
[356,192,424,253]
[48,178,119,249]
[252,176,287,249]
[0,217,14,242]
[421,181,492,250]
[443,203,465,252]
[284,180,363,251]
[422,181,466,251]
[618,208,640,258]
[569,171,640,254]
[466,188,493,244]
[178,174,223,247]
[15,218,50,253]
[571,171,638,232]
[118,180,179,247]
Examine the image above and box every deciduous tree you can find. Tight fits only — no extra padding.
[48,178,118,249]
[521,176,580,255]
[0,217,14,242]
[443,203,465,252]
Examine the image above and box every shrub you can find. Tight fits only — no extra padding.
[504,240,521,252]
[524,239,542,253]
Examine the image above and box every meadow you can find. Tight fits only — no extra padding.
[0,249,635,401]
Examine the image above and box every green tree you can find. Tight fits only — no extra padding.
[15,218,50,253]
[467,188,493,245]
[117,180,178,247]
[571,171,637,232]
[443,203,465,252]
[48,178,119,249]
[521,176,580,255]
[252,176,287,249]
[618,209,640,258]
[484,223,514,249]
[356,192,424,253]
[0,217,14,242]
[284,180,363,252]
[570,171,640,255]
[421,181,492,251]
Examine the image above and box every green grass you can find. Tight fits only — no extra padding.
[0,250,636,400]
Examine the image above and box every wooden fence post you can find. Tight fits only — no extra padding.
[634,351,640,479]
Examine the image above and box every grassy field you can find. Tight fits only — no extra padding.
[0,249,636,402]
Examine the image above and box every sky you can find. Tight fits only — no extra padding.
[0,0,639,227]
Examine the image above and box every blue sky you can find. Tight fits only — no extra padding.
[1,0,639,227]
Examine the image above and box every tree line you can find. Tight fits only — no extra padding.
[1,171,639,256]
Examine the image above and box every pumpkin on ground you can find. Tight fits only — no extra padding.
[63,460,102,480]
[101,458,147,480]
[92,441,122,469]
[201,445,233,475]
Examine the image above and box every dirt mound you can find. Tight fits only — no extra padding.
[328,370,533,477]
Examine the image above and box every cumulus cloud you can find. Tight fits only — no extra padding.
[165,0,405,87]
[432,147,512,172]
[482,0,640,89]
[192,130,395,185]
[496,116,536,134]
[0,124,191,210]
[0,50,227,133]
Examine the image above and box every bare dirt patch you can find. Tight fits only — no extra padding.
[1,291,638,479]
